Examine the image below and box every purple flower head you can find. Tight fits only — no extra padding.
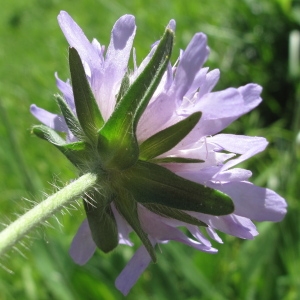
[31,11,287,296]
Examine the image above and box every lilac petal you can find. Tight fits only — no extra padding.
[175,165,221,183]
[137,93,176,141]
[69,219,96,265]
[175,164,247,186]
[210,181,287,222]
[153,215,212,247]
[189,212,258,240]
[167,19,176,32]
[213,168,253,182]
[133,47,137,71]
[238,83,262,111]
[55,73,75,112]
[66,131,77,143]
[209,134,267,155]
[209,134,268,172]
[196,87,243,120]
[97,15,136,120]
[115,245,152,296]
[57,11,102,72]
[111,204,133,246]
[139,206,217,253]
[198,68,220,98]
[206,227,223,243]
[183,67,208,101]
[177,88,245,145]
[170,33,209,101]
[150,65,174,101]
[177,83,262,145]
[30,104,68,132]
[91,38,105,64]
[186,225,212,247]
[162,148,234,175]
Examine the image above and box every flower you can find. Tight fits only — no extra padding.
[30,11,287,296]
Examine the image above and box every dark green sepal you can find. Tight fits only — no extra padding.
[114,187,156,262]
[32,125,89,167]
[69,47,104,143]
[83,192,119,253]
[120,160,234,216]
[139,112,202,161]
[116,72,130,104]
[97,27,174,170]
[150,157,204,164]
[143,203,207,227]
[55,94,85,141]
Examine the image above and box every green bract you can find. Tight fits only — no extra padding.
[32,25,234,261]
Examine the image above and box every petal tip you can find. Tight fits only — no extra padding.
[168,19,176,32]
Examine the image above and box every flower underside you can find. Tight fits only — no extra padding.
[32,24,234,261]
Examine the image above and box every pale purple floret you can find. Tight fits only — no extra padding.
[30,11,287,295]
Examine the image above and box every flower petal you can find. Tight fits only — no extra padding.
[55,73,75,112]
[209,134,267,154]
[189,212,258,239]
[206,227,223,243]
[177,83,263,145]
[111,204,134,246]
[212,181,287,222]
[213,168,253,182]
[69,219,96,265]
[198,68,220,98]
[186,225,212,247]
[139,206,217,253]
[183,67,208,100]
[30,104,68,132]
[238,83,262,111]
[175,88,244,146]
[97,15,136,120]
[137,93,176,141]
[57,11,102,72]
[170,33,209,102]
[208,134,268,172]
[115,245,152,296]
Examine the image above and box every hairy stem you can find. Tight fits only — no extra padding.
[0,172,98,256]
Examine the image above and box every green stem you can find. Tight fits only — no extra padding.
[0,172,98,256]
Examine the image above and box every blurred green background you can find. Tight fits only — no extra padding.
[0,0,299,299]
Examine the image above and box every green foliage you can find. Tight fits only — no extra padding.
[0,0,299,299]
[84,192,119,254]
[119,160,234,215]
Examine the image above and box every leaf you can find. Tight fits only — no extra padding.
[97,27,174,170]
[139,112,202,160]
[69,47,104,143]
[114,187,156,262]
[32,125,89,167]
[115,72,130,104]
[119,160,234,216]
[55,94,84,141]
[143,203,207,227]
[83,192,119,253]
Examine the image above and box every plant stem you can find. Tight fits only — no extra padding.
[0,172,98,256]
